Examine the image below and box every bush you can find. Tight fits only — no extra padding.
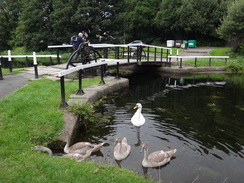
[232,44,244,55]
[226,58,244,73]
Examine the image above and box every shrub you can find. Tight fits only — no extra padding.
[226,58,244,73]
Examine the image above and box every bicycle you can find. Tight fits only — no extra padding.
[66,42,102,69]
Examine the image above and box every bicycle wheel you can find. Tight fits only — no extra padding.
[66,49,80,69]
[88,47,102,63]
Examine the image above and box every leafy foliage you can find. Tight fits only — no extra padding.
[0,0,241,51]
[225,58,244,73]
[217,0,244,41]
[155,0,230,40]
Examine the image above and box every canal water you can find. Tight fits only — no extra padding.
[77,72,244,183]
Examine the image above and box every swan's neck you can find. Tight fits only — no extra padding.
[143,148,149,162]
[64,135,71,153]
[45,147,53,156]
[37,146,53,156]
[136,108,142,115]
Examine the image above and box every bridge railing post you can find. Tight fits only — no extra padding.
[99,64,106,84]
[160,48,163,65]
[154,48,157,64]
[166,49,169,63]
[147,47,150,63]
[115,61,120,79]
[103,47,108,58]
[56,49,61,64]
[59,76,68,109]
[127,46,130,64]
[76,69,85,95]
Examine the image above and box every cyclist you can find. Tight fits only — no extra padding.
[72,32,84,50]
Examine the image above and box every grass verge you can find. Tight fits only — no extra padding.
[0,77,153,183]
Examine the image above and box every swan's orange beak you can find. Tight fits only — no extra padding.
[133,105,138,109]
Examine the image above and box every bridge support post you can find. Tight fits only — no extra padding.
[115,62,120,79]
[99,65,106,84]
[76,69,85,95]
[59,76,68,109]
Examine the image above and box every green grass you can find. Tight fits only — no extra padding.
[175,47,233,67]
[1,68,23,75]
[209,47,231,56]
[0,77,153,183]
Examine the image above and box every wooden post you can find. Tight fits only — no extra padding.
[33,52,39,79]
[8,50,12,73]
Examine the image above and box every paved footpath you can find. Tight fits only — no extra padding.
[0,64,67,99]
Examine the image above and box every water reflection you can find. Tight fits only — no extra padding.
[77,73,244,182]
[135,126,141,147]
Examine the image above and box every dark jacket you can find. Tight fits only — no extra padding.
[73,36,84,50]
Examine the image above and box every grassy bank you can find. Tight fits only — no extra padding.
[0,77,153,183]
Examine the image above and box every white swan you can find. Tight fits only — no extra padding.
[32,145,92,162]
[141,143,177,168]
[131,103,145,127]
[60,130,105,154]
[114,137,131,161]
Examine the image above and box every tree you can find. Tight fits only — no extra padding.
[155,0,230,42]
[0,0,22,50]
[71,0,126,43]
[50,0,79,45]
[16,0,53,51]
[217,0,244,41]
[124,0,161,43]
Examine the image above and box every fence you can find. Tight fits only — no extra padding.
[0,51,60,79]
[168,55,229,68]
